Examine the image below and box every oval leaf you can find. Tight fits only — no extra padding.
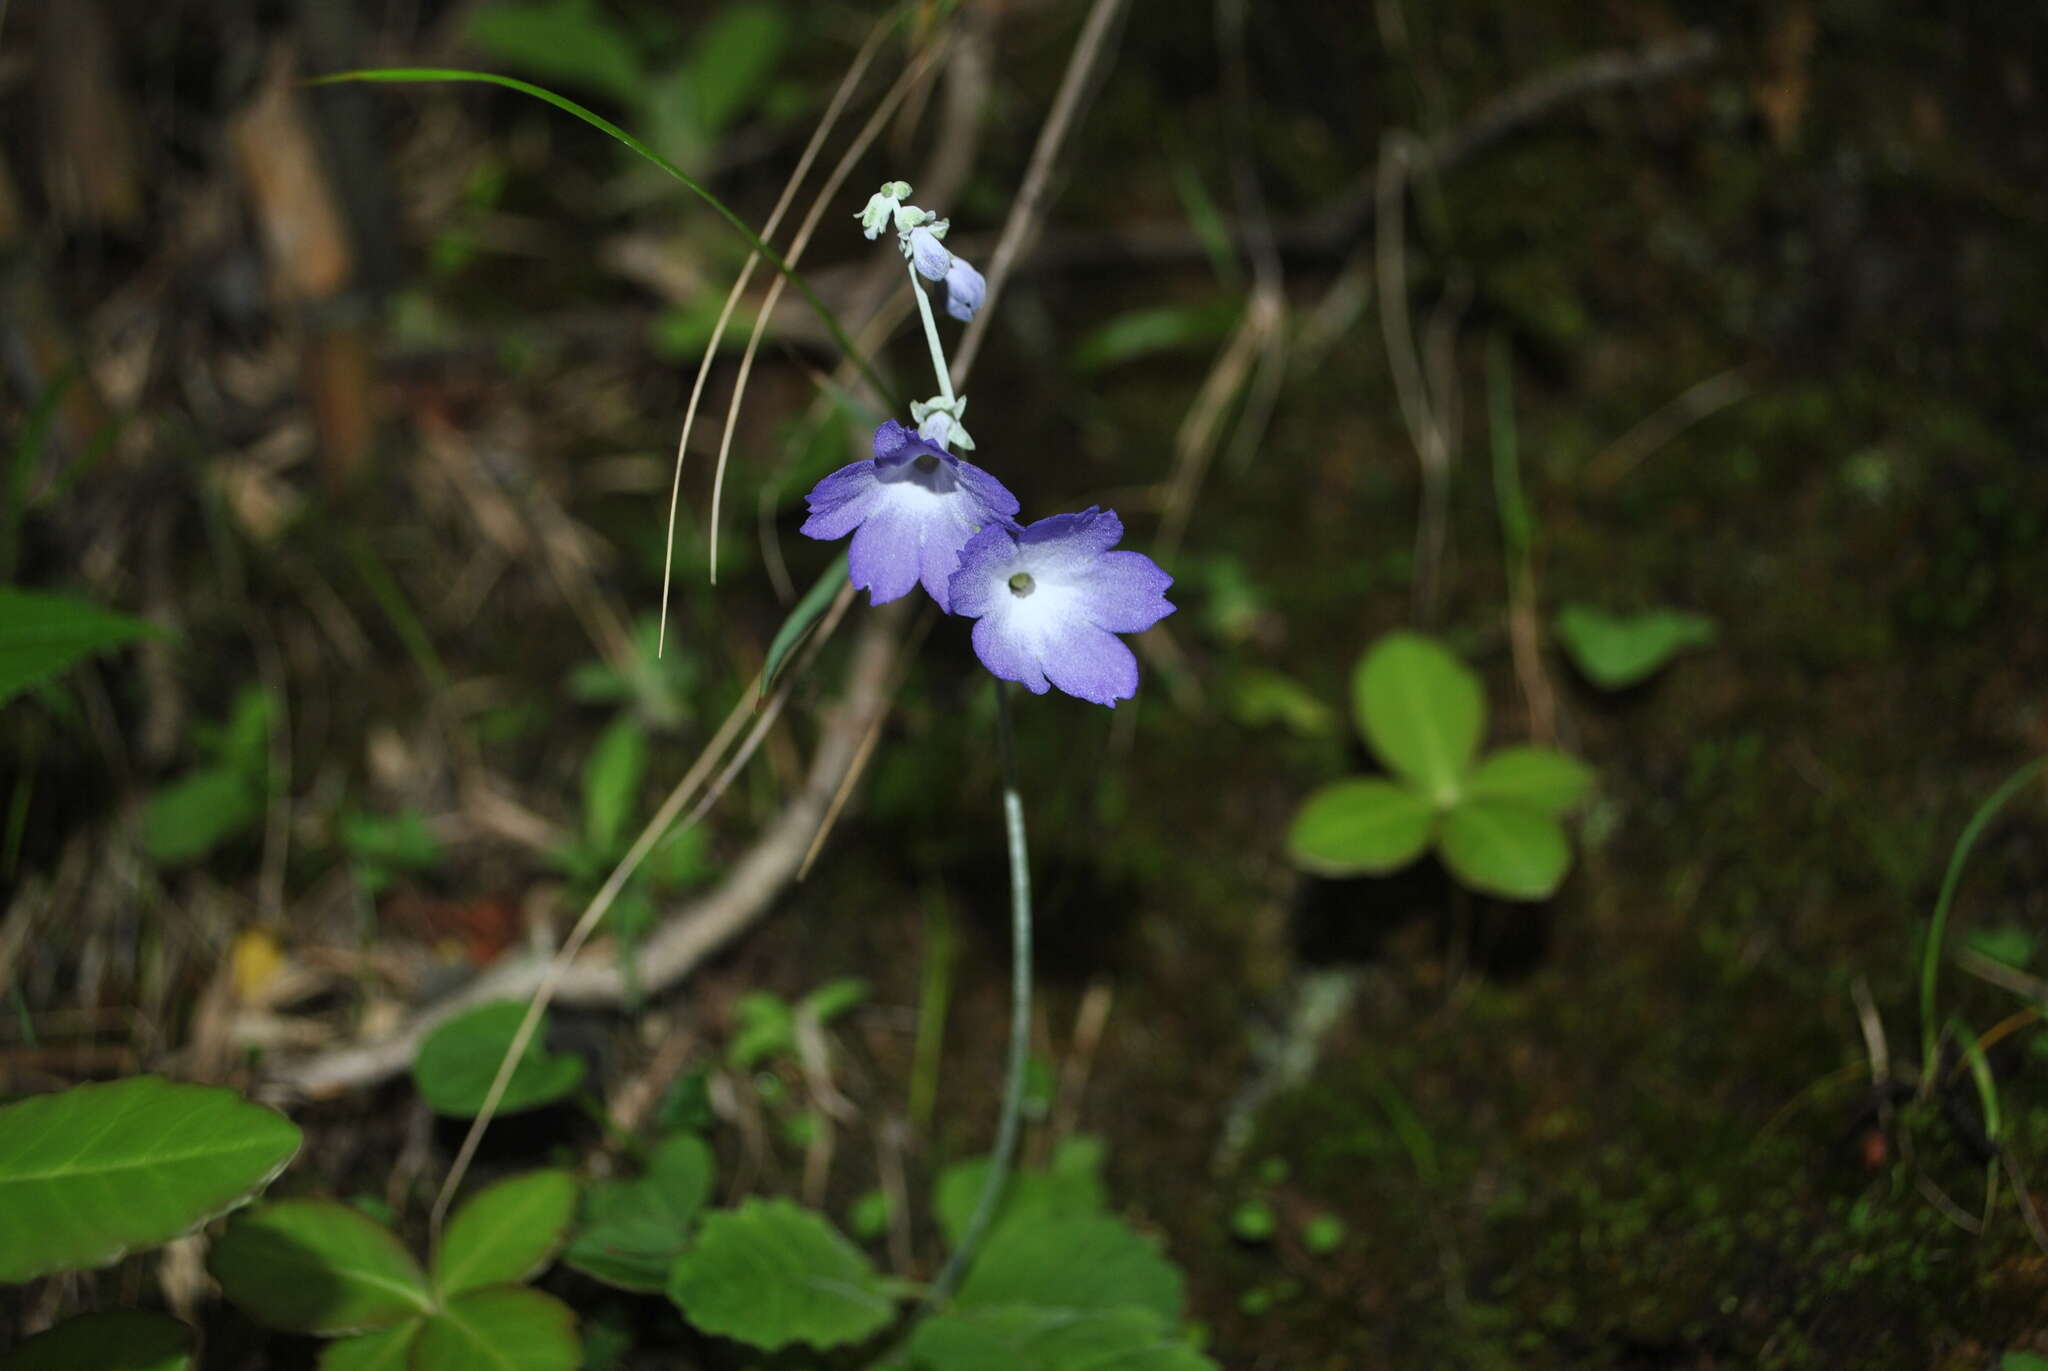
[0,1077,300,1283]
[209,1200,433,1334]
[564,1133,714,1292]
[668,1198,896,1351]
[582,716,646,854]
[2,1311,192,1371]
[318,1322,421,1371]
[1554,604,1716,690]
[1462,746,1594,816]
[1438,800,1572,901]
[1286,778,1435,877]
[0,587,158,709]
[413,1287,579,1371]
[412,1002,586,1118]
[955,1212,1184,1324]
[436,1169,579,1296]
[1353,633,1484,801]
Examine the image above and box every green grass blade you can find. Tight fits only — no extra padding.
[758,557,850,705]
[310,68,895,408]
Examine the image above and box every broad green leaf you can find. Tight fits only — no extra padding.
[564,1133,714,1292]
[668,1198,897,1351]
[935,1136,1107,1247]
[2,1310,192,1371]
[209,1201,431,1334]
[319,1322,421,1371]
[0,587,157,709]
[464,0,643,104]
[1286,778,1435,877]
[907,1305,1216,1371]
[142,765,262,865]
[1438,800,1572,901]
[1462,746,1594,816]
[1554,604,1716,690]
[219,686,276,776]
[955,1213,1184,1324]
[1072,300,1240,373]
[435,1170,579,1296]
[412,1002,586,1117]
[582,715,647,853]
[0,1077,300,1283]
[1353,633,1485,802]
[413,1286,579,1371]
[758,557,849,703]
[676,1,789,137]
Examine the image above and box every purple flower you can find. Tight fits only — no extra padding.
[801,420,1020,612]
[948,508,1174,706]
[906,225,952,282]
[944,257,986,321]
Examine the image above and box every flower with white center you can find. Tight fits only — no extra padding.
[856,181,913,240]
[948,508,1174,706]
[943,256,986,322]
[910,395,974,451]
[801,420,1020,612]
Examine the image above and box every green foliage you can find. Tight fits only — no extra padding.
[0,586,157,710]
[0,1077,300,1283]
[0,1310,193,1371]
[759,558,851,703]
[464,0,642,104]
[1301,1214,1345,1255]
[582,714,647,855]
[909,1307,1214,1371]
[1289,632,1594,900]
[933,1135,1107,1246]
[214,1173,581,1371]
[412,1002,586,1117]
[726,979,870,1071]
[1554,604,1717,690]
[567,617,700,731]
[340,808,442,899]
[1229,1199,1276,1242]
[143,686,274,865]
[564,1133,714,1292]
[1071,300,1241,374]
[667,1197,898,1351]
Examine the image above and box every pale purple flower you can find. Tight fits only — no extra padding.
[906,224,952,282]
[944,257,986,321]
[948,508,1174,706]
[801,420,1020,612]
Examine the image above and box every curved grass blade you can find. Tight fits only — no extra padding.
[308,68,894,408]
[758,558,850,706]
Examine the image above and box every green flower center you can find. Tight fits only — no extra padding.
[1007,572,1036,597]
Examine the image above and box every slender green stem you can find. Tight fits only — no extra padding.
[1919,756,2047,1083]
[928,681,1032,1303]
[908,265,957,407]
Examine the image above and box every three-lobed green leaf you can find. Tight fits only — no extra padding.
[1353,632,1485,802]
[667,1197,897,1351]
[1,1310,193,1371]
[564,1133,714,1292]
[208,1200,434,1335]
[435,1170,579,1297]
[0,587,158,710]
[0,1077,300,1283]
[1554,603,1716,690]
[411,1286,579,1371]
[412,1002,586,1117]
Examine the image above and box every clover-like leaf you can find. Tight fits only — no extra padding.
[411,1286,579,1371]
[435,1170,578,1296]
[668,1197,897,1351]
[209,1201,433,1335]
[1353,633,1484,802]
[1554,604,1716,690]
[563,1132,714,1292]
[1438,800,1571,901]
[0,1077,300,1283]
[1287,778,1436,877]
[2,1311,193,1371]
[1463,746,1593,816]
[412,1002,585,1117]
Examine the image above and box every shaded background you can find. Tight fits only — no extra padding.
[5,0,2048,1365]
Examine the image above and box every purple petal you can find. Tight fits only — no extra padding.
[971,615,1050,694]
[872,419,918,461]
[944,258,986,321]
[908,226,951,281]
[952,457,1021,520]
[1078,549,1175,634]
[846,501,923,603]
[799,460,880,541]
[1038,620,1140,706]
[949,524,1020,619]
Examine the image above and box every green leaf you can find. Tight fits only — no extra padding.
[1966,924,2035,970]
[341,810,442,872]
[564,1133,714,1292]
[667,1197,897,1351]
[2,1311,193,1371]
[675,1,789,137]
[1437,800,1572,901]
[412,1002,586,1117]
[799,976,870,1024]
[935,1136,1107,1247]
[758,558,849,704]
[318,1322,422,1371]
[2001,1354,2048,1371]
[142,765,262,865]
[412,1286,579,1371]
[907,1305,1216,1371]
[209,1200,433,1334]
[463,0,643,104]
[582,715,647,853]
[436,1170,579,1296]
[1286,778,1436,877]
[218,686,276,777]
[955,1213,1184,1324]
[1462,746,1594,816]
[1353,632,1485,802]
[726,991,796,1069]
[1553,604,1717,690]
[0,587,157,710]
[1071,300,1241,374]
[0,1077,300,1283]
